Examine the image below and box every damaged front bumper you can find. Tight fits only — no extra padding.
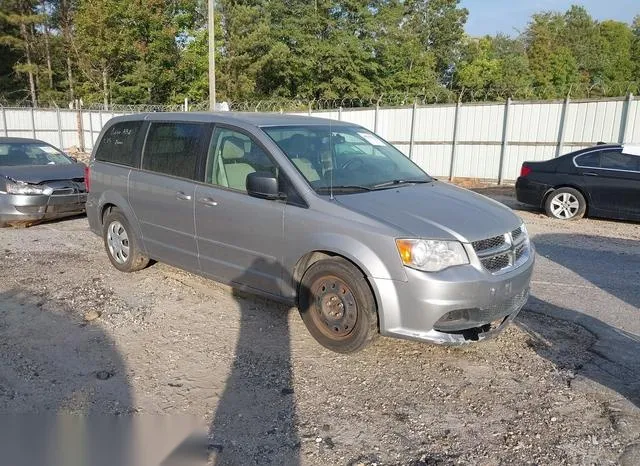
[0,192,87,226]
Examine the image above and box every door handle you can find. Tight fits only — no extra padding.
[197,197,218,207]
[583,172,599,177]
[176,191,192,201]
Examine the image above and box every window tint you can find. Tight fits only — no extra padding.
[263,125,430,192]
[95,121,143,166]
[205,127,277,192]
[600,151,640,172]
[575,151,600,168]
[142,123,207,179]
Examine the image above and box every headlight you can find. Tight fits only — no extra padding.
[5,179,53,195]
[396,239,469,272]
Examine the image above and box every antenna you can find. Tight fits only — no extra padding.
[329,120,334,200]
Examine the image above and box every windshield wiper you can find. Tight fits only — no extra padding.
[371,179,431,189]
[316,185,373,194]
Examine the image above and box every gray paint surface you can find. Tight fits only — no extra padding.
[87,113,534,345]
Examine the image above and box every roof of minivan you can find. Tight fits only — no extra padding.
[108,112,358,128]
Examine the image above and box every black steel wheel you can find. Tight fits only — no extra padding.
[298,258,378,353]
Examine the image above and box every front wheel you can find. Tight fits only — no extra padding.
[102,208,150,272]
[298,258,378,353]
[545,188,586,220]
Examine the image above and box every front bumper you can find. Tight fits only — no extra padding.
[0,192,87,226]
[373,243,535,345]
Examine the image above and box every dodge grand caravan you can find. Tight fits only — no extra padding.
[86,113,534,353]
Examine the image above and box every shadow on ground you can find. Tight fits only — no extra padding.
[517,233,640,408]
[208,259,300,465]
[0,288,133,465]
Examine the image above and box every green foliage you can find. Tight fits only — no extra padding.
[0,1,638,106]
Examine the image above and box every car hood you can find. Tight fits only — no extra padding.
[0,163,84,184]
[334,181,522,243]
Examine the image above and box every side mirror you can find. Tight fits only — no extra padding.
[70,156,78,163]
[246,172,285,201]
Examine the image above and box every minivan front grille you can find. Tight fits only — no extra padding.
[472,235,506,253]
[481,254,511,272]
[473,227,530,275]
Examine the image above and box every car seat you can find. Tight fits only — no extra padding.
[217,136,256,191]
[8,147,32,166]
[285,134,320,182]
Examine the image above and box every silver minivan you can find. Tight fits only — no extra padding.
[86,113,534,353]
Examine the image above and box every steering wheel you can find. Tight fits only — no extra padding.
[340,156,367,171]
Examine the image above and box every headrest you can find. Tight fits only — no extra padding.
[221,136,246,160]
[284,134,308,158]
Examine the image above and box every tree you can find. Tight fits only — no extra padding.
[0,0,41,106]
[524,12,579,98]
[455,35,533,100]
[598,20,634,94]
[404,0,468,84]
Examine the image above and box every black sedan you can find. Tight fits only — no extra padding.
[516,144,640,221]
[0,137,87,227]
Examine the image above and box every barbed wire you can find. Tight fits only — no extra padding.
[2,81,638,111]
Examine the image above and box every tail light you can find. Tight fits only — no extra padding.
[84,165,91,192]
[520,164,532,177]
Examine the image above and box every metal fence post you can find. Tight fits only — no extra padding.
[88,110,94,149]
[99,109,103,130]
[556,94,570,157]
[338,106,343,121]
[30,107,36,139]
[449,99,462,180]
[497,97,512,184]
[408,100,417,159]
[184,97,189,112]
[620,93,634,143]
[374,102,380,133]
[76,100,85,152]
[308,102,312,116]
[1,107,8,137]
[56,107,63,148]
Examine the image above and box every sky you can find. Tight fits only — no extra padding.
[461,0,639,37]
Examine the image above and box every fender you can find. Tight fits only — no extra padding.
[288,232,406,282]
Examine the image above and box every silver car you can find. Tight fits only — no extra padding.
[0,137,87,227]
[86,113,534,353]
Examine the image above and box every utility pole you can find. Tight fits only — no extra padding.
[208,0,216,111]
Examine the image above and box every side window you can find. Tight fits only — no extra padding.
[600,150,640,172]
[205,127,277,192]
[95,121,143,167]
[142,122,207,179]
[575,151,600,168]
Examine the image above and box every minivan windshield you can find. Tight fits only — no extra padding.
[262,125,431,193]
[0,143,72,166]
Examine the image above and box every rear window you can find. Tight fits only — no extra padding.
[600,151,640,172]
[575,151,600,168]
[142,122,208,180]
[95,121,143,167]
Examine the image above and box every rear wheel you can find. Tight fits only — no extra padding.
[545,188,586,220]
[298,258,378,353]
[102,208,149,272]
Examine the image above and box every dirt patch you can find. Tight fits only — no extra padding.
[0,216,638,464]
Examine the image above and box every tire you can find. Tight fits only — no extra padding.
[102,208,149,272]
[544,187,587,220]
[298,257,378,353]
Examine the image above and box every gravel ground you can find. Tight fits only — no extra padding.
[0,191,639,465]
